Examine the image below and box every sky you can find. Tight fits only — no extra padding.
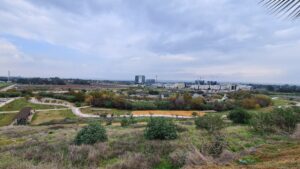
[0,0,300,84]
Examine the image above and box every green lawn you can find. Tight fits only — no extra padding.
[0,98,65,112]
[0,113,17,127]
[31,109,77,125]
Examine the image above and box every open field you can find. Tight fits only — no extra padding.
[0,113,17,127]
[132,110,209,117]
[0,121,299,169]
[0,98,64,112]
[31,109,77,125]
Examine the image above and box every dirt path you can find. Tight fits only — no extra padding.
[29,98,98,118]
[0,84,16,92]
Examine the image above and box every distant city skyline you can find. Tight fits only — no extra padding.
[1,0,300,84]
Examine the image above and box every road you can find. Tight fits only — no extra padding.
[0,84,16,92]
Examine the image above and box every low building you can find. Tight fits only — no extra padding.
[164,83,186,89]
[190,84,251,93]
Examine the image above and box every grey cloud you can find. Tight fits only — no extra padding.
[0,0,300,83]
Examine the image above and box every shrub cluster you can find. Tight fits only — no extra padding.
[240,94,272,109]
[144,118,177,140]
[75,123,107,145]
[250,108,300,134]
[195,115,225,133]
[228,108,251,124]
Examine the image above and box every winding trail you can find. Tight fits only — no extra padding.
[29,98,99,118]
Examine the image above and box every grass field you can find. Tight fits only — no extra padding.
[31,109,77,125]
[132,110,208,117]
[0,121,298,169]
[0,113,17,127]
[0,98,64,112]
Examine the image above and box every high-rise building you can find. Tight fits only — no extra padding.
[135,75,145,84]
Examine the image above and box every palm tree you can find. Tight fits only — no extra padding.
[260,0,300,19]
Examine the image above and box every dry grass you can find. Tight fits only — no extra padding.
[132,110,208,117]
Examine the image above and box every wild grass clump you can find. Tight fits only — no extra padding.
[202,133,228,157]
[228,108,251,124]
[107,153,152,169]
[68,143,109,167]
[74,123,107,145]
[195,115,225,133]
[144,118,177,140]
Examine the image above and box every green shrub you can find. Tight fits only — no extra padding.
[74,123,107,145]
[195,115,225,133]
[250,113,275,134]
[121,117,130,127]
[272,108,299,133]
[228,108,251,124]
[250,108,299,134]
[144,118,177,140]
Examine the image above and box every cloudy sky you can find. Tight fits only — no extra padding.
[0,0,300,84]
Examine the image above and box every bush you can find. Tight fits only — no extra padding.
[272,108,299,133]
[250,108,300,134]
[74,123,107,145]
[144,118,177,140]
[195,115,225,133]
[250,113,275,134]
[121,117,130,127]
[228,108,251,124]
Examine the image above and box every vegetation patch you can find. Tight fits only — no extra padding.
[144,118,177,140]
[0,113,17,127]
[195,115,225,133]
[31,109,77,125]
[75,123,107,145]
[0,98,64,111]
